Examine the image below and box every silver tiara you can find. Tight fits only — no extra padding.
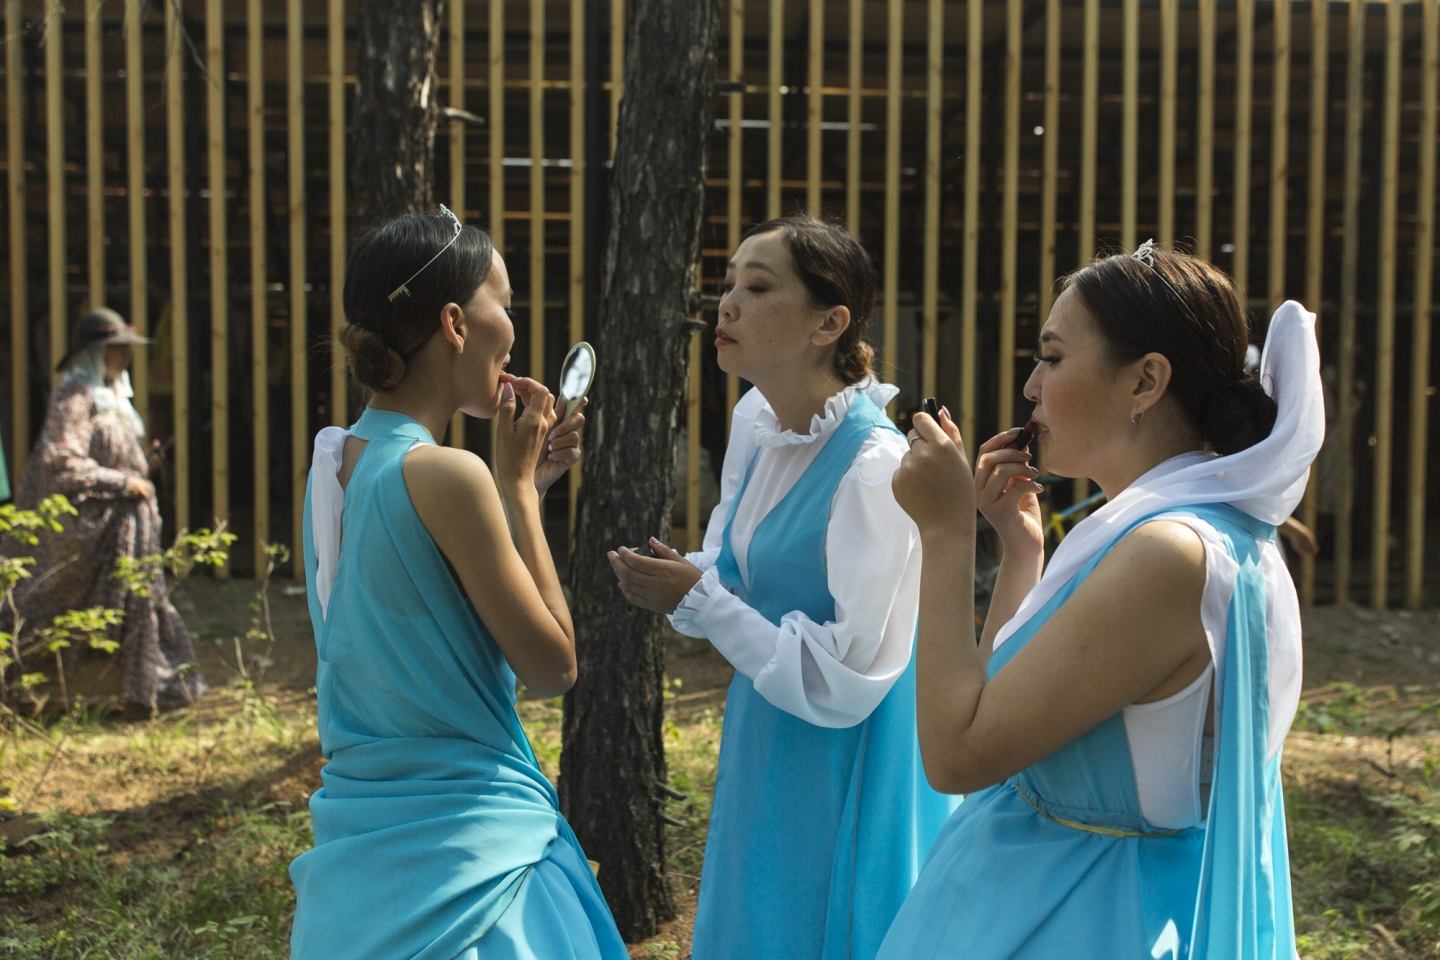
[388,205,464,302]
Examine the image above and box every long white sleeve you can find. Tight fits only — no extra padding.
[670,383,921,728]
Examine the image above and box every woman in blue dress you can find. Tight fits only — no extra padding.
[609,214,957,960]
[290,208,628,960]
[880,246,1322,959]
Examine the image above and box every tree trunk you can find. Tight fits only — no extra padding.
[559,0,720,943]
[350,0,445,228]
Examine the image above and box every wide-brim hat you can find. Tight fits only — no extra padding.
[55,307,153,371]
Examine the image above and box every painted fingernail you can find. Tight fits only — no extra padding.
[502,383,514,400]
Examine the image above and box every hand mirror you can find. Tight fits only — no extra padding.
[558,341,596,420]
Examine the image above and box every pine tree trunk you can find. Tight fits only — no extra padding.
[559,0,721,942]
[350,0,445,228]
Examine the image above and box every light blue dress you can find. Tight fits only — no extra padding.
[290,408,627,960]
[877,503,1297,959]
[690,393,959,960]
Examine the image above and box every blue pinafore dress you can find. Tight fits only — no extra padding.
[290,408,627,960]
[690,393,959,960]
[877,504,1298,959]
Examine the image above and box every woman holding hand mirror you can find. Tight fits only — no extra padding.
[289,208,625,960]
[609,214,956,960]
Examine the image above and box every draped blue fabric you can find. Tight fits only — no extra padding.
[691,393,958,960]
[877,503,1297,959]
[290,408,626,960]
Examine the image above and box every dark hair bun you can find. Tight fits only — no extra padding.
[838,339,875,385]
[339,321,407,391]
[1205,376,1278,457]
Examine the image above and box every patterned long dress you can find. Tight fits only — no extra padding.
[5,379,207,709]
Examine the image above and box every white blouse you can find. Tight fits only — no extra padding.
[669,379,921,730]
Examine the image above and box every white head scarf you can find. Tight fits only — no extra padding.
[993,299,1325,651]
[63,344,147,437]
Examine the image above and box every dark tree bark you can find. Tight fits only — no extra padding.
[350,0,445,228]
[559,0,721,943]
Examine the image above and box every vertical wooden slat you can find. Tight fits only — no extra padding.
[845,0,861,233]
[8,0,28,479]
[921,0,943,400]
[165,0,189,533]
[768,0,783,219]
[491,0,506,250]
[1335,0,1365,603]
[1196,0,1215,259]
[1232,0,1253,299]
[1038,0,1059,323]
[85,0,103,307]
[125,0,147,431]
[1078,0,1098,265]
[727,0,743,432]
[1300,0,1328,606]
[1370,0,1402,609]
[1121,0,1137,251]
[1158,0,1177,244]
[1407,0,1438,609]
[610,0,623,157]
[450,0,466,449]
[882,0,900,402]
[207,0,229,573]
[288,0,307,573]
[248,0,269,572]
[569,0,585,530]
[530,0,545,383]
[46,0,65,385]
[329,0,345,427]
[806,0,822,215]
[1269,0,1291,315]
[960,0,982,457]
[999,0,1020,430]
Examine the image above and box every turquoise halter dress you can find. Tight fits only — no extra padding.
[290,408,627,960]
[877,503,1297,959]
[690,393,959,960]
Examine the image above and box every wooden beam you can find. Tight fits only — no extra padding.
[46,0,65,385]
[961,0,981,458]
[288,0,308,574]
[1075,0,1098,502]
[85,0,103,308]
[530,0,545,383]
[846,0,861,233]
[922,0,943,400]
[1232,0,1253,299]
[207,0,229,574]
[8,0,28,479]
[806,0,822,215]
[165,0,189,533]
[728,0,744,432]
[883,0,900,406]
[1335,0,1365,603]
[1269,0,1291,314]
[610,0,623,159]
[1407,0,1438,609]
[451,0,467,449]
[1038,0,1059,323]
[1300,0,1328,606]
[569,0,584,530]
[329,0,345,427]
[1158,0,1177,244]
[125,0,147,432]
[491,0,506,252]
[1122,0,1137,251]
[1000,0,1020,430]
[1370,0,1402,609]
[768,0,783,219]
[1196,0,1215,258]
[248,0,269,574]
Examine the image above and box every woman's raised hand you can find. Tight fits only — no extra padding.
[608,538,704,615]
[892,407,976,537]
[493,375,558,494]
[973,430,1045,556]
[531,395,588,496]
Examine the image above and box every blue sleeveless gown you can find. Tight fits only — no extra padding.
[290,408,627,960]
[877,504,1297,959]
[690,393,959,960]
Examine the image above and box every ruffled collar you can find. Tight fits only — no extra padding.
[751,378,900,448]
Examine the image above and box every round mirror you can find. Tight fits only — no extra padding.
[558,341,596,419]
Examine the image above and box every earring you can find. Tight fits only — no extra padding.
[1131,410,1144,425]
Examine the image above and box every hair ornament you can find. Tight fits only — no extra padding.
[388,204,464,302]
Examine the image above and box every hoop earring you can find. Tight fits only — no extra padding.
[1131,410,1144,425]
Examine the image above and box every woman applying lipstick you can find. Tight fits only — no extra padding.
[609,214,955,960]
[878,246,1319,958]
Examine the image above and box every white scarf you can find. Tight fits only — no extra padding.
[993,299,1325,651]
[63,345,147,437]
